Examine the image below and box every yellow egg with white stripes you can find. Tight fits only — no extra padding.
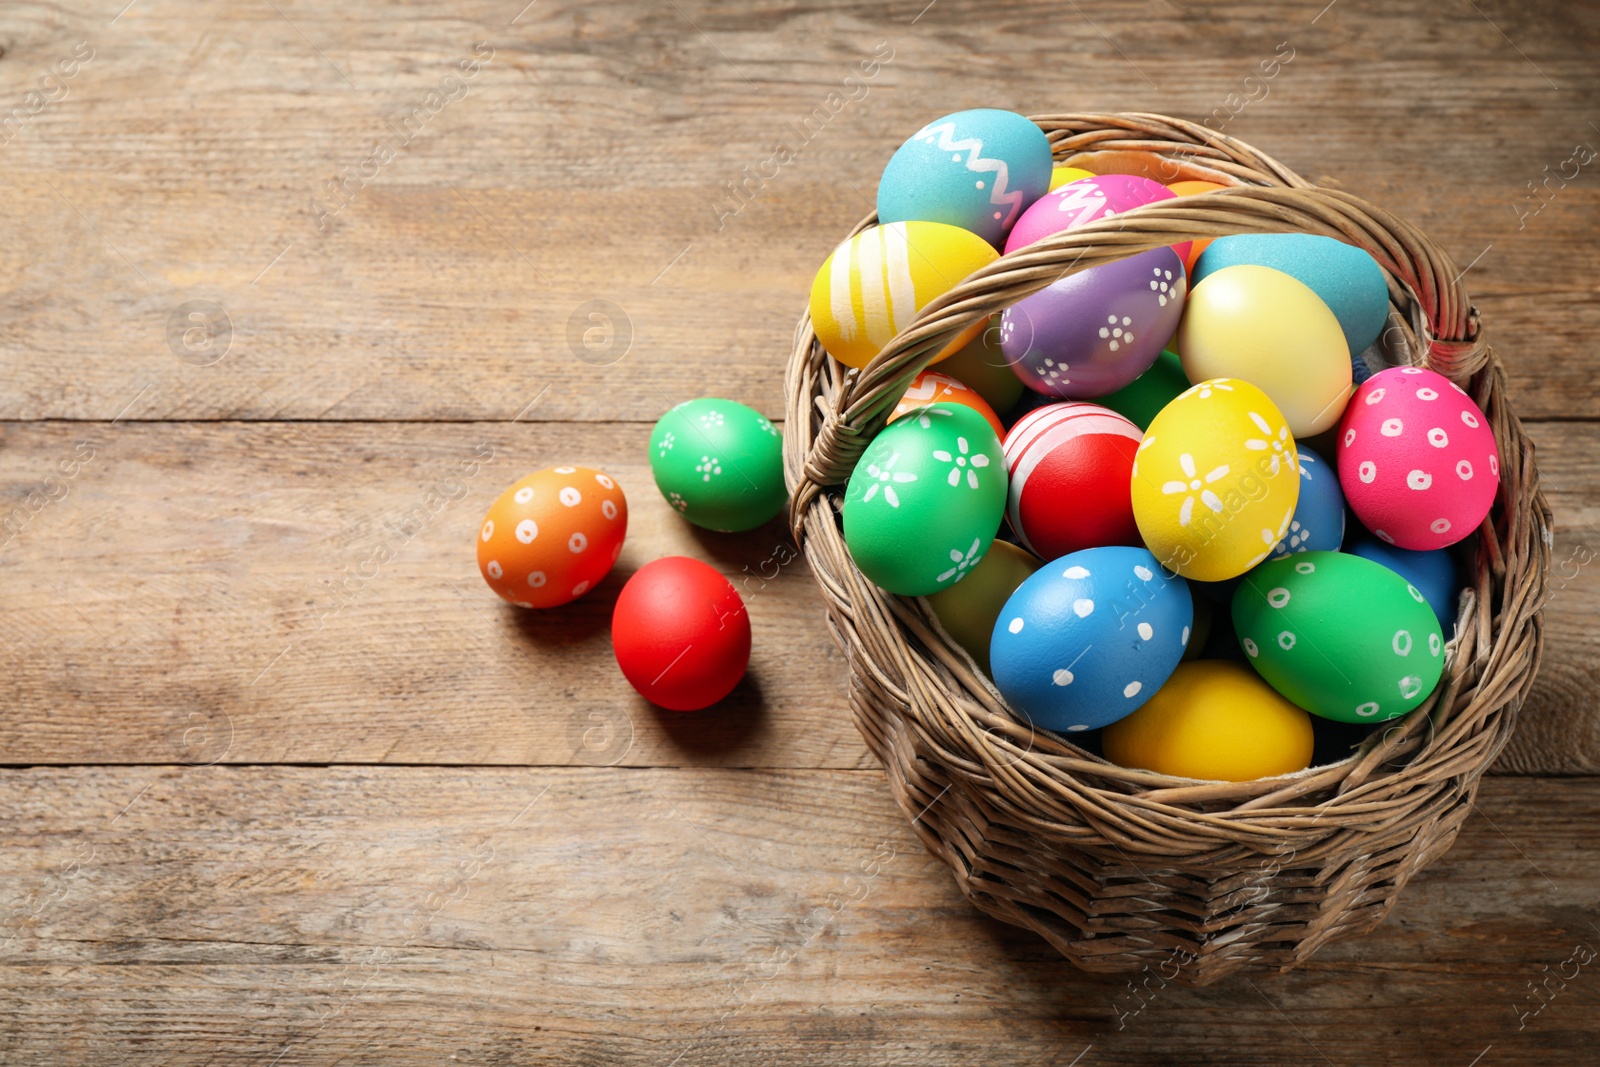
[809,221,999,370]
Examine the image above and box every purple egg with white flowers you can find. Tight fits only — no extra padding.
[989,545,1193,734]
[997,248,1186,398]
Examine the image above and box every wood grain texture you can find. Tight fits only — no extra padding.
[0,419,863,769]
[0,418,1591,772]
[1,767,1597,1066]
[0,0,1596,421]
[0,0,1595,1057]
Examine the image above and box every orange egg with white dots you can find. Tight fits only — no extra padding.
[476,466,627,608]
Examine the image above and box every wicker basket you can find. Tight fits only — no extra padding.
[782,113,1551,985]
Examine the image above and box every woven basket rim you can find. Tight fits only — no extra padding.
[782,111,1550,852]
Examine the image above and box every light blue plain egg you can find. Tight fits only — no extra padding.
[989,546,1193,733]
[1345,537,1461,631]
[1192,233,1390,362]
[877,108,1053,248]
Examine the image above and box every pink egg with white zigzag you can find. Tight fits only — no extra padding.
[1337,366,1499,550]
[1003,174,1190,264]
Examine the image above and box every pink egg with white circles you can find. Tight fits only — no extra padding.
[1337,366,1499,550]
[1003,174,1190,263]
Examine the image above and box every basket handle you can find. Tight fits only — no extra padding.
[789,180,1485,527]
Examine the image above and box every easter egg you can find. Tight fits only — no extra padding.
[1269,446,1345,559]
[1177,264,1353,437]
[927,539,1042,675]
[1232,551,1445,723]
[843,404,1007,596]
[1002,403,1142,559]
[1192,233,1389,362]
[1187,445,1346,604]
[997,247,1186,397]
[1049,166,1097,191]
[1005,174,1189,263]
[1346,536,1461,631]
[1103,661,1314,780]
[890,370,1005,440]
[1165,180,1228,272]
[649,398,785,533]
[935,318,1025,414]
[990,546,1193,733]
[612,556,749,711]
[1097,348,1189,430]
[877,109,1053,247]
[809,221,999,370]
[1337,366,1499,550]
[477,466,627,608]
[1131,378,1300,582]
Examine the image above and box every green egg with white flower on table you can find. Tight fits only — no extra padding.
[843,405,1007,597]
[649,398,786,532]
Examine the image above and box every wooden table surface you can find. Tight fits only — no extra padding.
[2,1,1597,1063]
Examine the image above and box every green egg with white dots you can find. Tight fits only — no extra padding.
[1231,550,1445,724]
[843,405,1007,597]
[649,398,787,532]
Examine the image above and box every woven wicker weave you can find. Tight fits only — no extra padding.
[782,113,1551,984]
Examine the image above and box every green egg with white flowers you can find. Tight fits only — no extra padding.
[1231,550,1444,724]
[649,398,787,532]
[844,405,1007,597]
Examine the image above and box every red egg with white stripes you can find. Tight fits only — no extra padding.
[1337,366,1499,550]
[1002,402,1144,560]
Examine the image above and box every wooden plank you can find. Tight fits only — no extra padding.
[0,767,1596,1064]
[0,418,863,768]
[0,418,1590,772]
[1501,419,1600,774]
[0,2,1595,422]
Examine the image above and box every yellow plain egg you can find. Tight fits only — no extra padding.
[1130,377,1300,582]
[1048,166,1097,191]
[1177,264,1353,437]
[809,220,999,370]
[1103,660,1315,781]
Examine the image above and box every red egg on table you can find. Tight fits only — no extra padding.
[1338,366,1499,550]
[1002,402,1143,560]
[612,556,751,711]
[889,370,1005,439]
[477,466,627,608]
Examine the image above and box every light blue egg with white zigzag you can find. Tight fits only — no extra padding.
[877,109,1053,248]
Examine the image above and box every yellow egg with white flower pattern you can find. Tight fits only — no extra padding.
[809,221,999,370]
[1130,378,1300,582]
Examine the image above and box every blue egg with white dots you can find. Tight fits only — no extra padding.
[1269,447,1346,560]
[989,546,1194,733]
[1345,537,1460,631]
